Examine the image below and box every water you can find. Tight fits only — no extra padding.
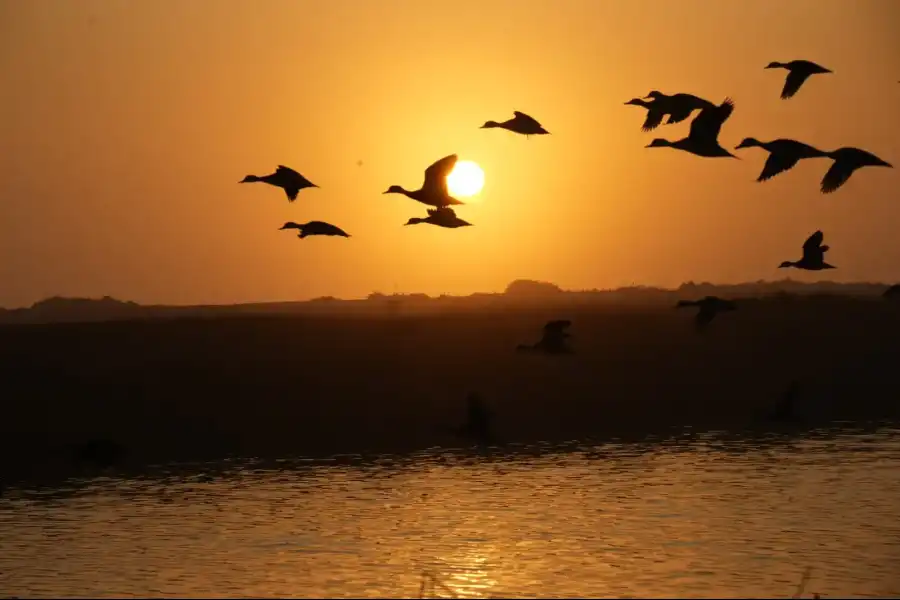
[2,426,900,598]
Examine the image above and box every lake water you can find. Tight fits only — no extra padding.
[2,425,900,598]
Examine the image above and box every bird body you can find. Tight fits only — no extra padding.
[676,296,736,331]
[646,98,737,158]
[779,230,835,270]
[734,138,830,182]
[240,165,318,201]
[765,60,832,99]
[279,221,350,238]
[819,147,892,194]
[405,207,472,228]
[642,91,716,125]
[384,154,464,208]
[481,111,550,136]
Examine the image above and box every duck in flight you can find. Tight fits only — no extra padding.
[779,230,834,270]
[516,319,573,354]
[481,111,550,137]
[279,221,350,239]
[734,138,829,182]
[819,147,893,194]
[646,98,738,158]
[383,154,465,208]
[405,207,472,229]
[765,60,832,99]
[675,296,736,331]
[642,91,716,126]
[239,165,318,202]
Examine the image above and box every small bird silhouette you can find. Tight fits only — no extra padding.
[480,111,550,137]
[404,207,472,229]
[819,147,893,194]
[239,165,318,202]
[641,91,715,125]
[646,98,738,158]
[765,60,832,99]
[734,138,829,182]
[516,319,573,354]
[675,296,736,331]
[779,230,835,270]
[383,154,465,208]
[279,221,350,238]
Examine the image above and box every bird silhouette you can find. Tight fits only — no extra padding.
[765,60,832,99]
[279,221,351,238]
[516,319,573,354]
[481,111,550,137]
[404,207,472,228]
[624,98,668,132]
[819,147,893,194]
[675,296,736,331]
[383,154,465,208]
[642,91,715,125]
[646,98,738,158]
[239,165,318,202]
[734,138,830,182]
[779,230,835,270]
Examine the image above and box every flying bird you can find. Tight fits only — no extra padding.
[675,296,737,331]
[516,319,573,354]
[480,111,550,137]
[239,165,318,202]
[404,207,472,229]
[642,91,716,125]
[279,221,350,239]
[765,60,833,99]
[819,147,893,194]
[779,230,835,270]
[383,154,465,208]
[646,98,738,158]
[734,138,829,182]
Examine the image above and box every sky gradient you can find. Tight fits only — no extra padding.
[1,0,899,308]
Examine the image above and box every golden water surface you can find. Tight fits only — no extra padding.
[2,427,899,598]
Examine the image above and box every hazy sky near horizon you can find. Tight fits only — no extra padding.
[1,0,899,308]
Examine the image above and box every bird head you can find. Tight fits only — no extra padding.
[383,185,405,195]
[239,175,259,183]
[279,222,302,231]
[480,120,501,129]
[778,261,794,269]
[643,91,664,100]
[735,137,762,150]
[645,138,672,148]
[764,61,784,69]
[624,98,648,107]
[404,217,425,226]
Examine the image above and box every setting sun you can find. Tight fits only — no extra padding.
[446,160,485,198]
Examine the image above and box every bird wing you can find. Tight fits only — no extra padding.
[642,108,666,131]
[513,111,542,128]
[688,98,734,142]
[276,165,301,178]
[422,154,458,197]
[758,152,802,182]
[428,207,457,219]
[665,104,696,125]
[781,70,813,99]
[802,230,825,255]
[820,160,854,194]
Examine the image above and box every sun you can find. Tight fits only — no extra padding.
[446,160,485,198]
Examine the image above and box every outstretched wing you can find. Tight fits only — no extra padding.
[820,161,854,194]
[688,98,734,142]
[427,207,457,218]
[758,152,802,182]
[513,111,542,128]
[422,154,458,197]
[642,108,666,131]
[802,230,824,255]
[782,70,812,99]
[276,165,300,178]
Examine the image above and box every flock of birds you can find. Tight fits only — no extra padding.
[239,58,893,333]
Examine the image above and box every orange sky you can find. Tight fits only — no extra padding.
[1,0,898,308]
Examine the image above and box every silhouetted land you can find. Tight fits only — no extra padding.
[2,279,899,484]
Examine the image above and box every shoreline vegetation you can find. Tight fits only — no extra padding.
[2,279,899,485]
